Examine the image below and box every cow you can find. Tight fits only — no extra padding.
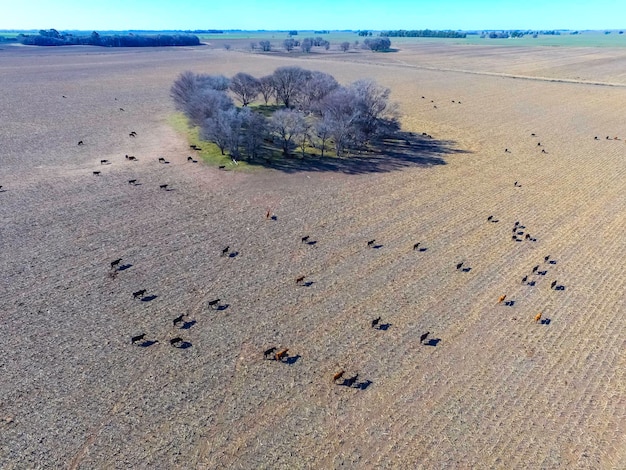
[221,246,229,257]
[333,370,345,382]
[420,331,430,343]
[487,215,493,221]
[544,255,550,262]
[158,157,166,163]
[264,347,277,360]
[131,333,146,344]
[119,108,124,111]
[100,159,109,165]
[505,149,510,153]
[522,276,528,284]
[93,171,101,176]
[173,314,185,327]
[110,258,122,269]
[456,262,464,270]
[534,312,542,323]
[159,184,168,190]
[218,165,226,169]
[128,156,137,161]
[133,289,146,299]
[301,235,310,244]
[532,265,539,273]
[367,239,376,247]
[78,141,84,146]
[295,275,306,285]
[275,348,289,362]
[413,242,420,250]
[188,156,194,161]
[128,179,137,185]
[170,337,183,346]
[551,280,557,289]
[497,295,506,304]
[129,131,136,137]
[371,317,381,328]
[208,299,221,309]
[594,136,599,140]
[525,234,531,240]
[265,209,271,219]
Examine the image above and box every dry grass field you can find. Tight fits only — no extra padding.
[1,42,625,469]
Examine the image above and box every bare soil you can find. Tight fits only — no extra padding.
[0,43,624,469]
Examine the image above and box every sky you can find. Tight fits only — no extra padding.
[2,0,625,31]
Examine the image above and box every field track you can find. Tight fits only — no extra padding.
[1,43,625,468]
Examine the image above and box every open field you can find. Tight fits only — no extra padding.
[1,43,625,468]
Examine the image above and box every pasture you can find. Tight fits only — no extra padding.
[0,41,625,468]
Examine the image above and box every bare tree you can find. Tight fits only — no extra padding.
[283,38,296,52]
[272,66,311,108]
[250,42,257,51]
[258,75,275,105]
[350,79,399,142]
[314,118,333,157]
[270,109,308,157]
[239,107,267,160]
[184,88,234,127]
[259,40,271,51]
[340,41,350,52]
[229,72,260,106]
[224,44,231,51]
[170,71,198,112]
[300,71,339,112]
[200,108,243,156]
[301,38,313,53]
[320,87,359,156]
[195,74,230,91]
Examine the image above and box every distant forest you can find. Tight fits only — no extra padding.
[380,30,467,38]
[17,29,200,47]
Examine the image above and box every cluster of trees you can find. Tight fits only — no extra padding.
[358,31,374,37]
[171,67,400,160]
[363,37,391,51]
[380,30,466,38]
[18,29,200,47]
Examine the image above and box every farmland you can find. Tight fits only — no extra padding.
[0,40,625,468]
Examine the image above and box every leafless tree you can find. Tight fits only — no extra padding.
[229,72,260,106]
[170,71,197,112]
[340,41,350,52]
[258,75,275,105]
[270,109,308,157]
[350,79,399,142]
[272,66,311,108]
[283,38,296,52]
[302,71,339,112]
[314,118,333,157]
[200,107,243,156]
[259,40,271,52]
[184,87,234,127]
[300,38,313,53]
[239,107,268,160]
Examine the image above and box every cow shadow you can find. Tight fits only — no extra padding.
[302,281,315,287]
[228,251,239,258]
[418,247,428,252]
[504,300,516,307]
[461,267,472,273]
[117,264,133,271]
[180,320,197,330]
[549,260,557,265]
[283,355,301,365]
[376,323,392,331]
[372,244,384,249]
[139,340,158,348]
[425,338,441,346]
[555,285,566,291]
[540,318,551,325]
[357,380,373,390]
[141,295,158,302]
[174,341,193,349]
[527,281,536,287]
[215,304,229,311]
[538,270,548,276]
[270,215,278,221]
[306,240,318,246]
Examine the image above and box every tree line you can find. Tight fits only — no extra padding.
[380,30,466,38]
[18,29,200,47]
[171,67,401,161]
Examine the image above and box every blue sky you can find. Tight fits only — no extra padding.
[2,0,625,31]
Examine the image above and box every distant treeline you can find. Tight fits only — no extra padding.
[380,30,466,38]
[18,29,200,47]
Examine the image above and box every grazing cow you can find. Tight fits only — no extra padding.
[119,108,124,111]
[158,157,166,163]
[505,148,510,153]
[221,246,229,257]
[128,179,137,185]
[190,145,197,149]
[512,235,518,241]
[433,105,437,109]
[170,337,183,346]
[532,265,539,273]
[551,280,557,289]
[159,184,168,190]
[606,136,610,140]
[188,156,194,161]
[264,347,277,359]
[333,370,345,382]
[78,141,84,146]
[128,156,137,161]
[537,142,541,146]
[487,215,493,221]
[522,276,528,284]
[110,258,122,269]
[514,181,519,186]
[534,312,542,323]
[208,299,221,309]
[420,331,430,343]
[514,221,519,226]
[125,154,130,159]
[594,136,599,140]
[93,171,101,176]
[413,242,420,250]
[131,333,146,344]
[275,348,289,362]
[133,289,146,299]
[192,160,198,163]
[295,275,306,285]
[265,209,271,219]
[100,159,108,165]
[218,165,226,169]
[497,295,506,304]
[541,149,546,154]
[129,131,136,137]
[531,133,536,136]
[63,95,67,98]
[344,374,359,387]
[301,235,310,244]
[544,255,550,262]
[371,317,381,328]
[456,262,463,270]
[525,234,531,240]
[367,239,376,247]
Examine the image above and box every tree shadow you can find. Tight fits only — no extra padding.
[141,295,158,302]
[249,131,468,175]
[425,338,441,347]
